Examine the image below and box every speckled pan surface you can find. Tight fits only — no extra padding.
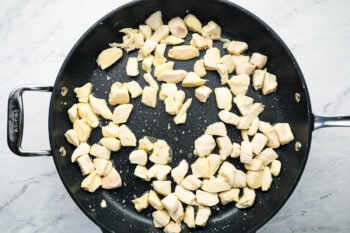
[49,0,312,232]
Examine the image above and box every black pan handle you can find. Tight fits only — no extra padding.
[314,114,350,130]
[7,85,53,156]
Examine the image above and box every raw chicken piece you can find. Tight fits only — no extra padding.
[173,98,192,125]
[144,73,159,91]
[193,59,207,77]
[232,169,247,188]
[129,149,148,166]
[171,159,189,184]
[64,129,79,147]
[101,122,119,138]
[118,124,137,147]
[77,154,94,176]
[168,17,188,38]
[250,53,268,69]
[147,164,172,181]
[164,221,181,233]
[191,157,210,178]
[159,83,178,100]
[89,95,113,120]
[235,62,256,75]
[262,72,278,95]
[235,187,256,209]
[227,73,250,96]
[194,134,216,157]
[112,104,133,124]
[155,43,166,59]
[67,104,78,123]
[195,86,212,103]
[168,45,199,60]
[220,54,235,74]
[217,136,233,160]
[274,123,294,145]
[180,175,202,191]
[109,82,130,106]
[246,170,263,189]
[233,95,254,115]
[145,11,163,30]
[149,190,164,210]
[158,70,187,83]
[127,80,143,98]
[270,160,282,177]
[141,86,157,108]
[240,141,253,164]
[93,158,113,176]
[203,47,220,70]
[90,144,111,160]
[259,121,280,148]
[252,69,266,90]
[139,24,152,39]
[126,57,139,77]
[77,103,99,128]
[218,161,236,187]
[71,142,90,162]
[201,21,221,40]
[138,136,154,152]
[152,210,170,228]
[100,137,121,152]
[101,167,122,189]
[142,55,154,73]
[231,143,241,158]
[196,190,219,206]
[248,117,260,136]
[216,63,229,84]
[74,83,92,103]
[261,167,273,191]
[195,206,211,227]
[219,188,240,205]
[153,181,172,196]
[151,25,169,42]
[132,192,149,212]
[73,119,92,142]
[244,159,264,172]
[81,171,102,192]
[183,205,195,228]
[134,165,149,181]
[201,176,231,193]
[237,103,264,130]
[251,133,268,155]
[154,61,174,77]
[190,33,210,50]
[207,154,222,177]
[255,148,278,166]
[184,14,202,32]
[231,55,250,65]
[139,39,157,58]
[218,110,240,126]
[175,185,196,205]
[96,47,123,70]
[161,35,184,45]
[161,193,184,222]
[149,139,170,165]
[182,72,206,87]
[205,122,227,136]
[226,40,248,55]
[214,87,232,111]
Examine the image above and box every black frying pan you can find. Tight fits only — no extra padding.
[7,0,350,232]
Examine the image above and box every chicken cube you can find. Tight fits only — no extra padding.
[148,164,172,181]
[233,95,254,116]
[251,133,268,155]
[205,122,227,136]
[196,190,219,206]
[195,206,211,227]
[175,185,196,205]
[226,40,248,55]
[101,167,122,189]
[67,104,78,123]
[164,96,180,115]
[139,24,152,39]
[145,11,163,30]
[203,47,220,70]
[218,161,236,187]
[73,119,92,142]
[129,149,148,166]
[74,83,92,103]
[81,171,102,192]
[191,157,210,178]
[180,175,202,191]
[90,144,111,160]
[158,70,187,83]
[144,73,159,91]
[190,33,209,50]
[132,192,149,212]
[262,72,278,95]
[218,110,240,126]
[112,104,133,124]
[161,35,184,45]
[250,52,268,69]
[109,82,130,106]
[161,193,184,222]
[134,165,149,181]
[232,169,247,188]
[216,63,229,84]
[126,80,143,99]
[227,73,250,96]
[259,121,281,148]
[154,61,174,78]
[126,57,139,77]
[152,210,170,228]
[248,117,260,136]
[153,180,172,196]
[139,38,157,58]
[149,139,170,165]
[255,148,278,166]
[96,47,123,70]
[101,122,119,138]
[171,159,189,184]
[89,95,113,120]
[173,98,192,125]
[168,45,199,60]
[152,25,170,43]
[183,205,195,228]
[118,124,137,147]
[214,87,232,111]
[220,54,235,74]
[237,103,264,130]
[77,154,94,176]
[71,142,90,162]
[77,103,99,128]
[274,123,294,145]
[235,187,256,209]
[193,59,207,77]
[219,188,240,205]
[141,86,157,108]
[207,153,222,176]
[235,62,256,75]
[252,69,266,90]
[182,72,206,87]
[201,176,231,193]
[154,43,167,59]
[231,142,241,158]
[138,136,154,152]
[64,129,79,147]
[159,83,177,100]
[217,136,233,160]
[261,167,273,191]
[231,55,250,65]
[270,160,282,176]
[194,134,216,157]
[244,159,264,172]
[240,141,253,164]
[149,190,164,210]
[195,86,212,103]
[93,158,113,176]
[142,55,154,73]
[164,221,181,233]
[184,14,202,32]
[246,170,263,189]
[201,21,221,40]
[168,17,188,38]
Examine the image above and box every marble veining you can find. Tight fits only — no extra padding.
[1,0,350,233]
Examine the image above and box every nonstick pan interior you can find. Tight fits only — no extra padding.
[49,0,313,232]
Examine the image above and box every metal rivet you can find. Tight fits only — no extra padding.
[60,87,68,96]
[294,92,301,103]
[294,141,302,152]
[59,146,66,156]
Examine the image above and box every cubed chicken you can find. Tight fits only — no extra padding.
[101,122,119,138]
[164,96,180,115]
[173,98,192,125]
[240,141,253,164]
[149,139,170,165]
[227,73,250,96]
[154,61,174,78]
[175,185,196,205]
[64,129,79,147]
[142,86,157,108]
[168,17,188,38]
[74,83,92,103]
[251,133,268,155]
[154,43,167,58]
[142,55,154,73]
[255,148,278,166]
[132,192,149,212]
[71,142,90,162]
[226,40,248,55]
[168,45,199,60]
[201,176,231,193]
[89,95,113,120]
[235,187,256,209]
[118,124,137,147]
[219,188,240,205]
[182,72,206,87]
[232,169,247,188]
[250,52,268,69]
[214,87,232,111]
[148,164,172,181]
[235,62,256,75]
[134,32,145,49]
[190,33,210,50]
[270,160,282,176]
[274,123,294,145]
[67,104,78,123]
[162,35,184,45]
[231,55,250,65]
[77,103,99,128]
[139,38,157,58]
[217,136,233,160]
[145,11,163,30]
[244,159,264,172]
[161,193,184,222]
[207,153,222,176]
[100,137,121,152]
[183,205,195,228]
[102,167,122,189]
[138,136,154,152]
[233,95,254,115]
[134,165,149,181]
[247,117,260,136]
[195,86,212,103]
[90,144,111,160]
[81,171,102,192]
[241,130,249,142]
[112,104,133,124]
[126,57,139,77]
[193,59,207,77]
[203,47,220,70]
[246,170,263,189]
[196,190,219,207]
[184,14,202,32]
[153,181,172,196]
[261,167,273,191]
[259,121,280,148]
[205,122,227,136]
[96,47,123,70]
[93,158,113,177]
[201,21,221,40]
[159,83,177,100]
[218,110,240,126]
[216,63,229,85]
[139,24,152,39]
[231,142,241,158]
[218,161,236,187]
[148,189,163,210]
[164,221,181,233]
[73,119,92,142]
[171,159,189,184]
[158,70,187,83]
[152,210,170,228]
[237,103,264,130]
[77,154,94,176]
[194,206,211,227]
[127,80,143,98]
[194,134,216,157]
[129,149,148,166]
[220,54,235,74]
[180,175,202,191]
[191,157,210,178]
[252,69,266,90]
[109,82,130,106]
[144,73,159,91]
[262,72,278,95]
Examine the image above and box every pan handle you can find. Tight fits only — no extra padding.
[7,85,53,156]
[314,114,350,130]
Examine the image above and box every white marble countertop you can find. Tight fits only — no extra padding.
[1,0,350,232]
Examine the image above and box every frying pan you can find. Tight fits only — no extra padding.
[7,0,350,232]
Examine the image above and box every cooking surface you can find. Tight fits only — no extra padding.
[1,0,350,233]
